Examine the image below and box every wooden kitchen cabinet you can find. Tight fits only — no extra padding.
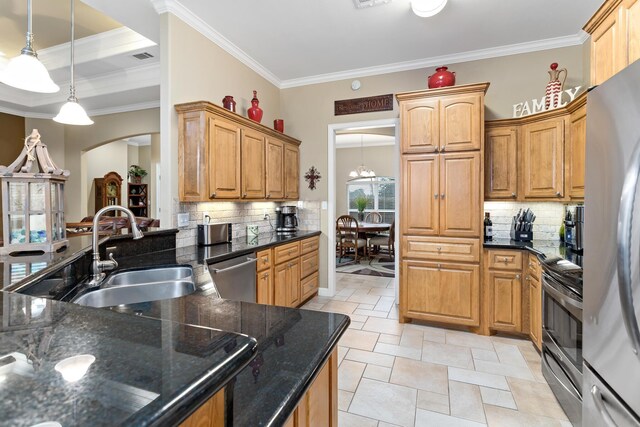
[208,116,242,199]
[266,138,285,200]
[176,101,301,202]
[400,152,480,238]
[585,0,640,85]
[485,126,517,199]
[257,269,274,305]
[439,152,481,237]
[521,117,565,199]
[274,259,300,308]
[486,270,523,333]
[241,128,266,199]
[401,260,480,326]
[567,94,587,200]
[401,236,480,264]
[527,253,543,351]
[284,143,300,200]
[179,388,225,427]
[399,85,486,154]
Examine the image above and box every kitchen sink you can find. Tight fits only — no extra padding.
[72,266,196,308]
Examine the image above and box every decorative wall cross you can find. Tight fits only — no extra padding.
[304,166,321,190]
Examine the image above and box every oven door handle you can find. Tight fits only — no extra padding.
[591,385,619,427]
[617,140,640,358]
[541,278,583,319]
[542,350,581,401]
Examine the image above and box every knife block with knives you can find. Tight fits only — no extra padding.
[510,208,535,242]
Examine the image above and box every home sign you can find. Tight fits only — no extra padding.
[512,86,583,118]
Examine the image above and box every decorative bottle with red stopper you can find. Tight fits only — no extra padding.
[248,90,263,123]
[545,63,567,110]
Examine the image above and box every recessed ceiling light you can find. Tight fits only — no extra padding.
[411,0,448,17]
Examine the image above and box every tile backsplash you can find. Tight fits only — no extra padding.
[483,201,566,241]
[175,200,322,248]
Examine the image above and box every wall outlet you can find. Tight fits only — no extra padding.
[202,212,210,223]
[177,213,189,228]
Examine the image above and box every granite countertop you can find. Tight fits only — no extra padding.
[483,239,583,268]
[0,290,257,427]
[2,229,349,426]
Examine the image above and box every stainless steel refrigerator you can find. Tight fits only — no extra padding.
[584,59,640,426]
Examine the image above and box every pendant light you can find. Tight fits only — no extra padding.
[54,0,93,125]
[411,0,448,17]
[0,0,60,93]
[349,135,376,179]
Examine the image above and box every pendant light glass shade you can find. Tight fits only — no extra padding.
[54,0,93,126]
[53,98,93,125]
[411,0,448,17]
[0,0,59,93]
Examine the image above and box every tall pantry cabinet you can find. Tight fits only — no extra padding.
[397,83,489,327]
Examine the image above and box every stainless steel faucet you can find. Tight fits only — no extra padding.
[87,206,143,287]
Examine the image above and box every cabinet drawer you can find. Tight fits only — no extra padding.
[300,250,319,279]
[301,236,320,255]
[487,249,523,271]
[256,249,272,272]
[527,253,541,280]
[402,236,480,263]
[301,271,319,301]
[274,241,301,265]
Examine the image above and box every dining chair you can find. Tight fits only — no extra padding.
[364,211,383,223]
[369,221,395,259]
[336,215,368,263]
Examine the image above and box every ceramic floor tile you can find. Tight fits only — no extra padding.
[449,380,486,424]
[322,300,360,314]
[417,389,450,415]
[375,342,422,360]
[484,404,568,426]
[338,410,379,427]
[349,378,417,427]
[446,330,495,350]
[448,367,509,390]
[348,321,364,330]
[346,348,396,367]
[422,341,475,369]
[508,378,569,421]
[369,287,395,296]
[387,305,400,320]
[363,363,392,382]
[492,342,529,367]
[348,293,382,305]
[338,389,354,411]
[337,288,357,297]
[362,317,405,335]
[354,308,391,318]
[348,313,369,323]
[479,387,517,410]
[338,360,366,392]
[357,303,376,310]
[302,302,325,310]
[378,333,401,345]
[399,331,424,349]
[471,348,499,363]
[526,359,548,383]
[390,356,449,395]
[340,329,380,351]
[338,346,348,364]
[379,422,404,427]
[374,296,396,312]
[474,359,535,381]
[415,409,486,427]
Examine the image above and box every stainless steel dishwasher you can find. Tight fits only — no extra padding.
[208,254,258,303]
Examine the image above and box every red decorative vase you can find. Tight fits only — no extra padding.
[222,95,236,112]
[248,90,263,123]
[545,63,567,110]
[428,66,456,89]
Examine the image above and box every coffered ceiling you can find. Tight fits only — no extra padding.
[0,0,605,119]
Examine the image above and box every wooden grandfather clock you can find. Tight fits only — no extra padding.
[94,171,122,216]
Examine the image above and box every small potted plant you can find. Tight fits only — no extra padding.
[128,165,148,184]
[354,195,370,221]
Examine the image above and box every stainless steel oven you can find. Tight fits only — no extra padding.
[541,271,583,426]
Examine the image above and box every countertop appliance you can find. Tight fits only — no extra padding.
[564,206,584,254]
[540,259,583,426]
[584,59,640,426]
[198,222,232,246]
[208,255,258,303]
[277,205,298,234]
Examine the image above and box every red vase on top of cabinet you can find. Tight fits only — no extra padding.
[427,66,456,89]
[545,63,567,110]
[247,90,263,123]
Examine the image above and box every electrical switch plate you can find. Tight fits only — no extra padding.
[297,201,304,209]
[321,201,328,210]
[177,213,189,227]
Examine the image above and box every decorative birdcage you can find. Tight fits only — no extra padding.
[0,129,70,255]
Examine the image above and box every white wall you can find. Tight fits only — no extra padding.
[84,140,129,216]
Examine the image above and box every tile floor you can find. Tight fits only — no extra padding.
[301,273,571,427]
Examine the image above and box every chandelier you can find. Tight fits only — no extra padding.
[349,135,376,179]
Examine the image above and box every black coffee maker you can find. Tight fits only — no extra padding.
[276,206,298,233]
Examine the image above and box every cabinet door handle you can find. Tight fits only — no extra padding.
[515,274,521,279]
[440,146,445,152]
[434,194,439,199]
[210,192,216,199]
[526,276,530,281]
[556,192,561,197]
[263,272,269,279]
[512,192,517,198]
[266,194,271,199]
[437,264,442,269]
[436,247,442,252]
[243,193,247,198]
[440,193,445,199]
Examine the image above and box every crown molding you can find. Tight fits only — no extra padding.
[279,31,590,89]
[152,0,281,88]
[39,27,157,71]
[0,101,159,120]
